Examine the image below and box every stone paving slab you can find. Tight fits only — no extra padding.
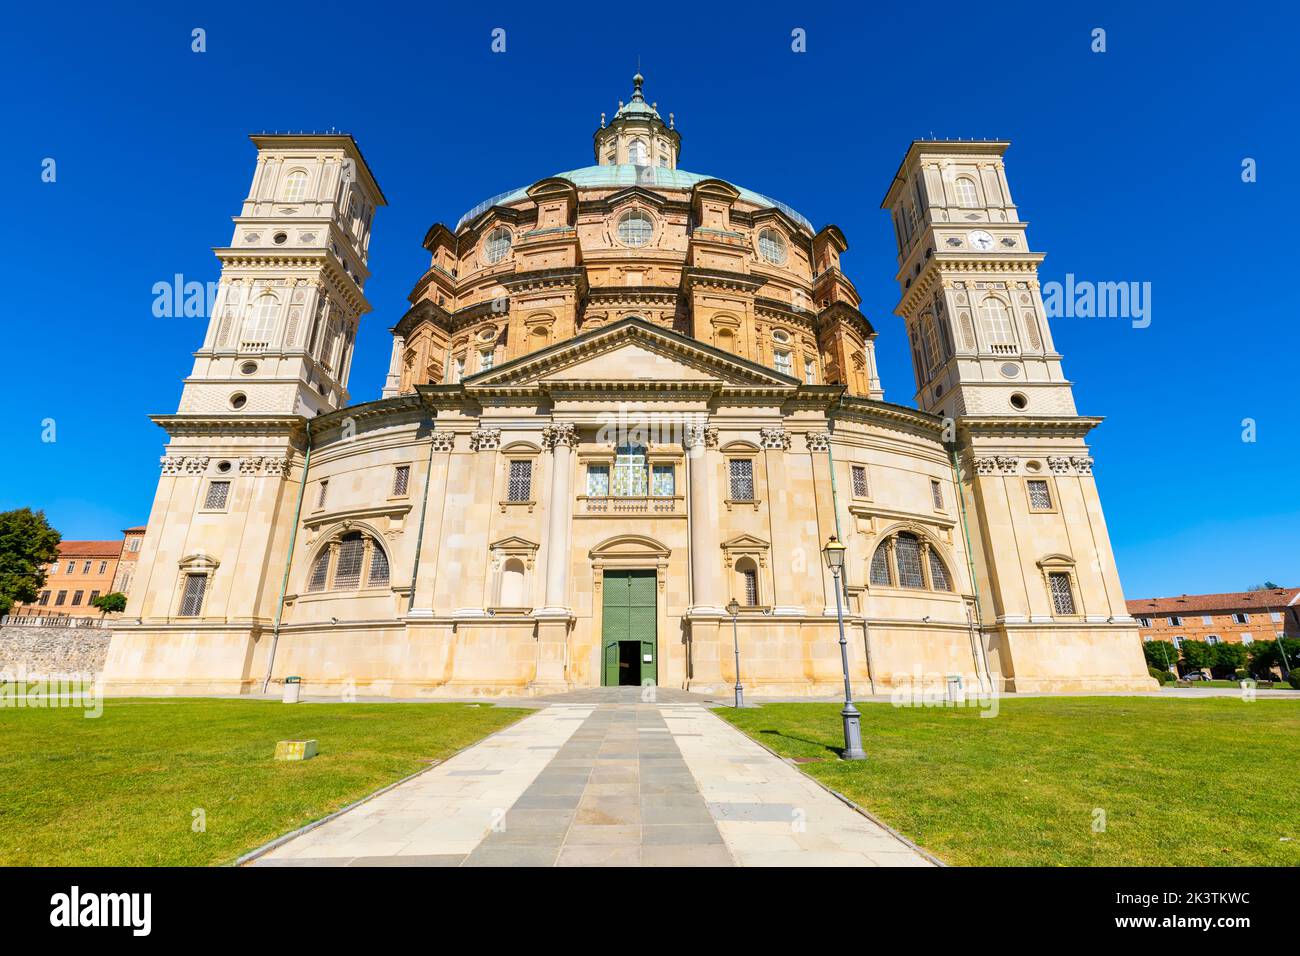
[248,689,933,867]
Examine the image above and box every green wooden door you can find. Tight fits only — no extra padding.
[601,570,657,686]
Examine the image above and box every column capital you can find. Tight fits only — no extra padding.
[542,422,578,449]
[682,423,718,450]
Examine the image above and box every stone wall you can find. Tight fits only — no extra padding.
[0,624,112,677]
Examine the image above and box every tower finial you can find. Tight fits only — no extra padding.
[632,71,644,101]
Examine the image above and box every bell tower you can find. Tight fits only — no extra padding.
[882,141,1074,421]
[179,133,385,417]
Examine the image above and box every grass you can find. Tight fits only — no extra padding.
[0,697,529,866]
[718,696,1300,866]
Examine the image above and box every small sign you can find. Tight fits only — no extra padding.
[643,654,653,663]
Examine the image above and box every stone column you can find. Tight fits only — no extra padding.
[539,423,577,612]
[533,422,577,691]
[684,423,722,615]
[806,431,840,615]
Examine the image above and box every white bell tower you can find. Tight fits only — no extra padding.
[178,133,386,417]
[882,141,1075,420]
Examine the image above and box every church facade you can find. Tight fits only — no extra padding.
[103,77,1154,697]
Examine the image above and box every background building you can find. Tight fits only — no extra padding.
[7,527,147,621]
[1128,587,1300,652]
[103,77,1154,697]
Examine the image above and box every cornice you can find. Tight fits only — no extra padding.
[832,396,945,436]
[151,414,305,440]
[958,415,1102,439]
[679,267,765,294]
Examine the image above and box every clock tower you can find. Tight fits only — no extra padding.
[881,141,1076,421]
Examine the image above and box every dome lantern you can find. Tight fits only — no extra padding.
[593,73,680,170]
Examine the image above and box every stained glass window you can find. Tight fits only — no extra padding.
[367,545,390,588]
[652,464,674,497]
[586,465,610,497]
[895,533,924,589]
[928,549,951,590]
[612,444,648,496]
[307,550,330,592]
[870,545,891,585]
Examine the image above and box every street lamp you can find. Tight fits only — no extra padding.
[726,597,744,708]
[822,535,867,760]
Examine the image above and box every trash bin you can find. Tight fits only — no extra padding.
[282,676,302,704]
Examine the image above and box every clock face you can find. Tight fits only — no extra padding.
[968,231,995,250]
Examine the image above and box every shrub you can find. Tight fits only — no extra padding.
[1147,666,1175,685]
[1289,670,1300,690]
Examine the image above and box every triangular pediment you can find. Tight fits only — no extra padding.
[721,534,770,551]
[463,318,798,392]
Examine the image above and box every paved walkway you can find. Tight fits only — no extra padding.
[250,689,933,867]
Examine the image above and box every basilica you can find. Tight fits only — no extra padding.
[103,76,1154,697]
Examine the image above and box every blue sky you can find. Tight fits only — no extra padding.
[1,1,1295,598]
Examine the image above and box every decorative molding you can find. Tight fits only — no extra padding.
[759,427,790,451]
[975,454,1093,477]
[160,455,210,475]
[429,432,455,452]
[468,427,501,451]
[1046,456,1071,475]
[681,423,718,450]
[541,422,578,449]
[805,432,831,452]
[1070,456,1094,475]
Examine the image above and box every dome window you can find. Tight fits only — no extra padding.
[628,139,649,166]
[481,226,511,265]
[758,228,787,265]
[617,209,654,247]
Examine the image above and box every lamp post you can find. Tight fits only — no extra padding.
[726,597,744,708]
[823,535,867,760]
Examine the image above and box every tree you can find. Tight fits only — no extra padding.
[1179,639,1214,675]
[1142,639,1178,672]
[1246,581,1281,591]
[1248,637,1300,679]
[0,509,61,616]
[91,592,127,615]
[1209,641,1248,679]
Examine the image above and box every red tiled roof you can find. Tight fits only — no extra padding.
[123,526,147,533]
[56,540,124,558]
[1126,588,1299,615]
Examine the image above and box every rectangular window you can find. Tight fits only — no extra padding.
[392,464,411,497]
[931,479,944,509]
[586,464,610,497]
[774,350,793,376]
[83,561,92,574]
[851,465,868,498]
[130,538,141,552]
[1168,615,1182,626]
[1027,479,1052,510]
[894,536,925,589]
[1206,635,1221,645]
[1202,615,1213,625]
[804,358,816,384]
[205,480,231,510]
[1136,616,1152,627]
[98,561,108,574]
[1241,633,1253,644]
[66,561,75,574]
[178,574,207,617]
[89,591,100,604]
[1232,612,1249,624]
[55,590,67,606]
[317,480,329,509]
[480,348,495,372]
[71,590,84,606]
[506,460,533,502]
[1048,572,1076,615]
[38,591,50,606]
[742,568,758,606]
[651,464,675,497]
[1271,611,1283,623]
[333,537,365,590]
[1173,636,1184,649]
[728,459,755,500]
[451,354,465,384]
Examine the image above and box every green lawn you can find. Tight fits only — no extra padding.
[0,698,529,866]
[718,697,1300,866]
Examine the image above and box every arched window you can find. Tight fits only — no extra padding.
[627,139,648,165]
[979,297,1016,347]
[868,531,954,592]
[500,558,526,606]
[736,557,759,606]
[242,294,279,346]
[482,227,511,265]
[283,170,309,202]
[617,209,654,247]
[954,177,978,208]
[305,531,391,593]
[757,228,787,265]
